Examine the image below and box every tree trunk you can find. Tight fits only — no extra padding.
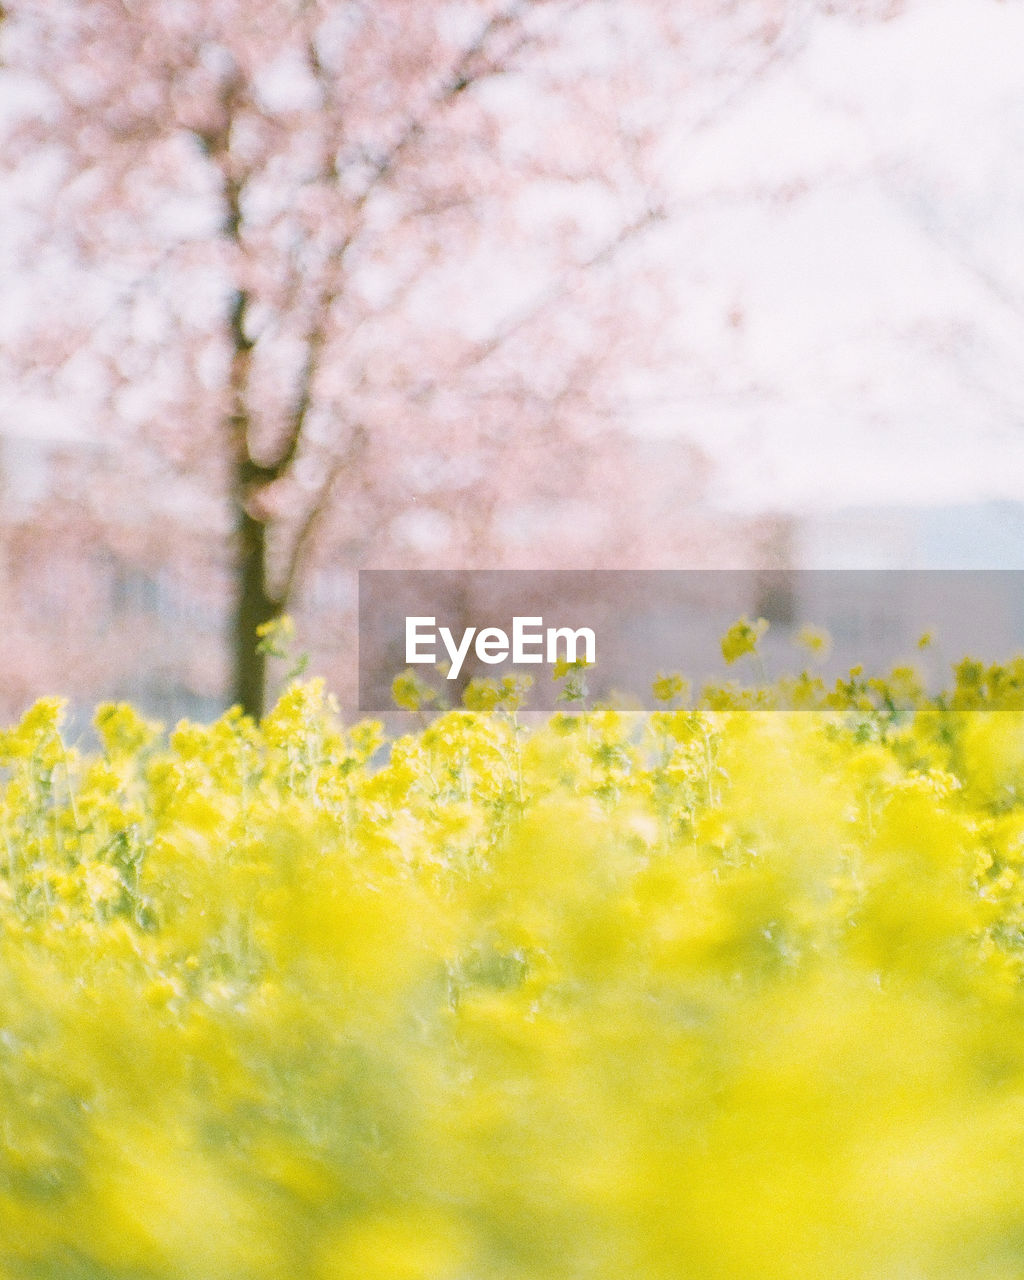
[232,505,277,719]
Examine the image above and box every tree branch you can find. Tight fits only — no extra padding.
[258,2,545,487]
[274,423,369,606]
[460,201,668,372]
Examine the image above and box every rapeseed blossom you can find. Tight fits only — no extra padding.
[1,659,1024,1276]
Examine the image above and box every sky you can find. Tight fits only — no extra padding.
[628,0,1024,516]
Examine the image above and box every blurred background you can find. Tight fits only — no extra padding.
[1,0,1023,723]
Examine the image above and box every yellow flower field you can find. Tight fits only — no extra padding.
[3,659,1024,1278]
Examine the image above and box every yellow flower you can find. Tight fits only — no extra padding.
[721,616,768,664]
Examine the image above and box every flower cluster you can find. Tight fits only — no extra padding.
[3,661,1024,1278]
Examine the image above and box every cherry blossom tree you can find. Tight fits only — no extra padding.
[0,0,805,716]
